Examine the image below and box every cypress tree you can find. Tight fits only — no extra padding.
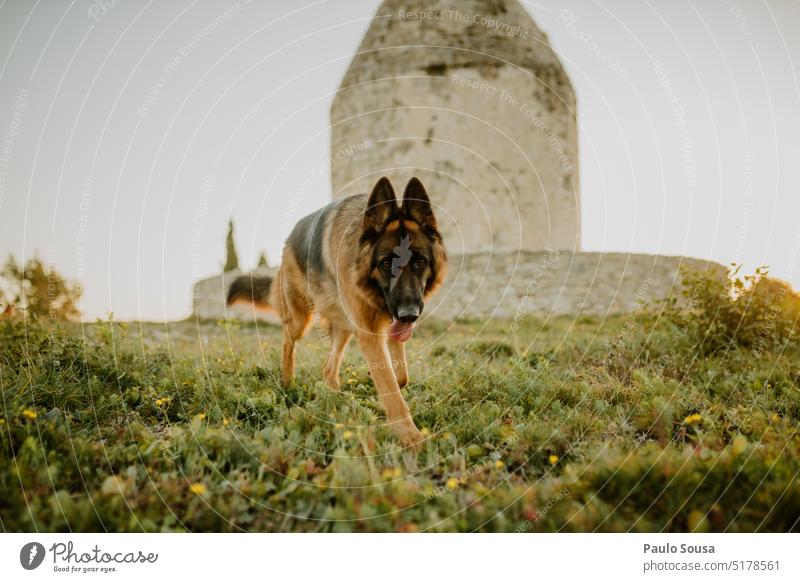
[223,219,239,271]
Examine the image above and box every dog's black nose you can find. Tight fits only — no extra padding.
[396,305,421,323]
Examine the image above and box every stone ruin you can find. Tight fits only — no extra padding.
[331,0,580,255]
[193,0,722,322]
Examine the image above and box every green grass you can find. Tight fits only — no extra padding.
[2,272,800,532]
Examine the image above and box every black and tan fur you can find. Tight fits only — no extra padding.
[227,177,446,447]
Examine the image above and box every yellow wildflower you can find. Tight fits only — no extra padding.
[420,427,431,437]
[22,409,37,420]
[342,430,353,440]
[684,413,702,425]
[731,434,748,457]
[687,509,710,533]
[382,467,403,480]
[548,455,559,466]
[445,478,459,490]
[494,459,505,470]
[189,483,207,495]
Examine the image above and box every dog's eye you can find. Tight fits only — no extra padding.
[414,257,427,269]
[381,258,392,271]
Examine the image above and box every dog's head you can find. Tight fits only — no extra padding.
[361,177,447,341]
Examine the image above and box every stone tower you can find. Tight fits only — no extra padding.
[331,0,580,255]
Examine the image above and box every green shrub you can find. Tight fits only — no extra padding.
[677,265,800,356]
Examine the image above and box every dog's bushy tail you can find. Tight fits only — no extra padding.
[226,274,273,309]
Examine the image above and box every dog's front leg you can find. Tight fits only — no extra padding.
[356,332,423,448]
[387,339,408,388]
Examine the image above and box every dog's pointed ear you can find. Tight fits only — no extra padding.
[363,177,399,232]
[403,177,437,231]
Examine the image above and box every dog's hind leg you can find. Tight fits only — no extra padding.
[322,325,353,391]
[281,312,312,386]
[275,267,312,387]
[387,339,408,388]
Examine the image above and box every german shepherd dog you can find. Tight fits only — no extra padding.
[227,177,446,447]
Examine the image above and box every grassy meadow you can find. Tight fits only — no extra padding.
[1,269,799,532]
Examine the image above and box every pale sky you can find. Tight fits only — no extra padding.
[0,0,798,320]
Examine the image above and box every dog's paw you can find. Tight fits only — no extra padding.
[322,374,341,391]
[396,422,425,450]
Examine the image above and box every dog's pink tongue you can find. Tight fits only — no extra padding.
[389,319,415,342]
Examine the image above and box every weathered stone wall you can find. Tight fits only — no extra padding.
[193,253,724,323]
[331,0,580,255]
[425,251,725,320]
